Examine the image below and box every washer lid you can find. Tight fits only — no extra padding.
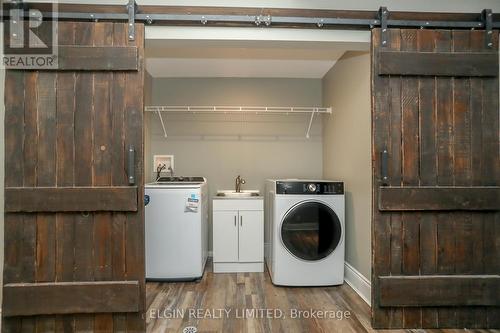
[281,201,342,261]
[156,176,206,183]
[147,176,206,187]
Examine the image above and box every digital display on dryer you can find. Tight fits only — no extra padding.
[276,181,344,195]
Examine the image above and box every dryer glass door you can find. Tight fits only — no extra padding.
[281,201,342,261]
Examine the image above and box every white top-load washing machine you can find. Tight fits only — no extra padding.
[265,179,345,286]
[145,177,208,281]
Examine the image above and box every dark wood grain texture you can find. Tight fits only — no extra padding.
[2,69,26,332]
[124,23,146,332]
[372,28,500,329]
[71,21,98,332]
[54,21,77,332]
[92,22,115,332]
[386,28,404,328]
[111,22,129,333]
[4,47,138,71]
[20,71,39,332]
[379,186,500,211]
[416,28,439,329]
[451,30,478,328]
[378,51,498,76]
[371,28,393,328]
[399,28,422,329]
[433,29,457,328]
[379,275,500,307]
[35,69,58,332]
[3,281,140,316]
[5,187,139,212]
[57,46,138,70]
[2,21,145,332]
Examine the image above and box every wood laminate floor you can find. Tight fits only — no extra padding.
[146,263,500,333]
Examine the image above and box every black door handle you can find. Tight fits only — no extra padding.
[127,145,135,185]
[380,147,389,186]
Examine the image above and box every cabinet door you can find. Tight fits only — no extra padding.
[213,211,239,262]
[238,210,264,262]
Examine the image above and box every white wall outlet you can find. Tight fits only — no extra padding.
[153,155,174,172]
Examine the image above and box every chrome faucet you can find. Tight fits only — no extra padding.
[156,164,174,181]
[156,163,166,181]
[235,175,246,193]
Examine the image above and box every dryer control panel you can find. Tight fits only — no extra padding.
[276,181,344,195]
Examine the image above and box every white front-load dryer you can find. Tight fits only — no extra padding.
[265,179,345,286]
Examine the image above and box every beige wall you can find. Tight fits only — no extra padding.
[322,52,371,280]
[147,78,324,251]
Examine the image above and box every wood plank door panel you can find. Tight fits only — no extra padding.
[3,22,145,333]
[372,28,500,329]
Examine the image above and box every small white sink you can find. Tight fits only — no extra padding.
[216,190,260,198]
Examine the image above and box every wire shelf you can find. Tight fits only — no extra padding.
[144,105,332,138]
[145,105,332,114]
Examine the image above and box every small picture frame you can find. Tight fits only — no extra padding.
[153,155,174,172]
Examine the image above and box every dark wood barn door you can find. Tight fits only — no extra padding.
[372,28,500,329]
[3,22,145,332]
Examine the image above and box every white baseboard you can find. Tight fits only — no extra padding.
[344,262,371,306]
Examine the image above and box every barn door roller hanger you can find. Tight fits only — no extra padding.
[378,7,495,48]
[3,0,138,41]
[127,0,138,41]
[482,9,494,48]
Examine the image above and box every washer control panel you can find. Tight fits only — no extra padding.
[276,181,344,195]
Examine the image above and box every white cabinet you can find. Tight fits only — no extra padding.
[212,211,239,262]
[213,199,264,272]
[238,210,264,262]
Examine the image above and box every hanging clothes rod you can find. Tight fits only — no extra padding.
[145,105,332,114]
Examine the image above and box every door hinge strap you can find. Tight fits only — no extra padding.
[482,9,493,48]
